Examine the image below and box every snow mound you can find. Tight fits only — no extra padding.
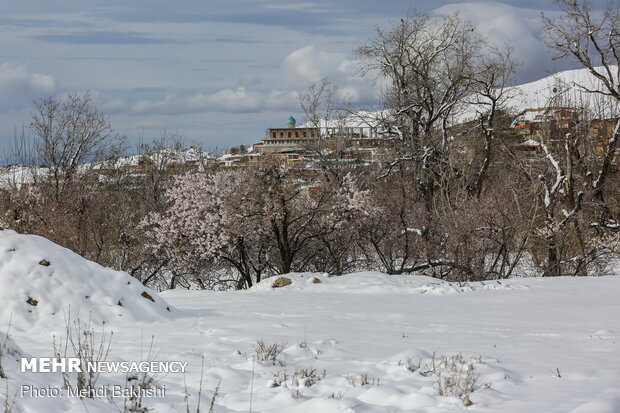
[0,230,172,329]
[251,271,527,294]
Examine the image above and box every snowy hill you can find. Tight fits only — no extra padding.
[0,230,172,330]
[457,66,620,123]
[503,66,618,112]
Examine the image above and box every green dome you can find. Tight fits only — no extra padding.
[287,116,296,128]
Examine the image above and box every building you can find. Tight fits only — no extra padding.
[589,117,620,157]
[253,116,320,155]
[510,107,618,161]
[511,107,579,145]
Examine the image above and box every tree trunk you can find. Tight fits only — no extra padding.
[544,236,561,277]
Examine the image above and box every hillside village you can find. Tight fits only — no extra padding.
[1,68,618,186]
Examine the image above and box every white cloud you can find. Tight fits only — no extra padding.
[433,2,568,82]
[90,45,378,118]
[283,45,348,84]
[0,63,56,112]
[281,45,379,105]
[98,98,126,113]
[336,86,361,102]
[263,2,325,11]
[131,87,297,115]
[126,42,377,117]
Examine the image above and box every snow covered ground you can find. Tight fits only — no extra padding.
[1,232,619,412]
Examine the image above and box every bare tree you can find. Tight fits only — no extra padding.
[538,0,620,273]
[242,158,332,275]
[355,12,481,146]
[30,92,126,199]
[299,78,339,131]
[298,78,355,183]
[354,11,487,221]
[465,46,520,197]
[3,126,37,167]
[351,12,530,279]
[544,0,620,212]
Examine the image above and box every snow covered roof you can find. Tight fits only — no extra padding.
[514,108,549,123]
[515,139,541,147]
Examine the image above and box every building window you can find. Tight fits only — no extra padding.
[295,131,299,137]
[280,132,284,138]
[272,132,276,138]
[303,131,307,137]
[288,132,291,137]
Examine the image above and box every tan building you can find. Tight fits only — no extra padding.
[253,116,319,154]
[589,117,619,157]
[511,107,579,145]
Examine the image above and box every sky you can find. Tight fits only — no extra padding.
[0,0,607,158]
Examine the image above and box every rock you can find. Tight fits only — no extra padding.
[311,277,322,284]
[141,291,155,302]
[26,297,38,306]
[39,259,50,266]
[272,277,292,288]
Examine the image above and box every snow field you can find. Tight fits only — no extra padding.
[0,232,618,412]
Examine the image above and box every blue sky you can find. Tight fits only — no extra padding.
[0,0,605,156]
